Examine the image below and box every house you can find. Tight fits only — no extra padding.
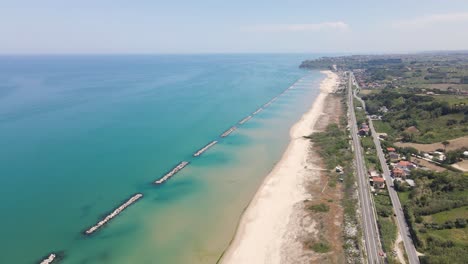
[359,123,370,136]
[372,176,386,189]
[392,167,407,179]
[397,160,417,170]
[424,153,434,160]
[369,170,380,178]
[359,128,369,136]
[405,179,415,187]
[432,151,446,161]
[388,152,400,162]
[387,147,396,152]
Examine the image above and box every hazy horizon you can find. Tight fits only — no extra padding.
[1,0,468,54]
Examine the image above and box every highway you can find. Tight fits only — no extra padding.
[350,73,420,264]
[347,73,383,264]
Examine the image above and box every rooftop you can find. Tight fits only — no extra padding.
[372,176,385,183]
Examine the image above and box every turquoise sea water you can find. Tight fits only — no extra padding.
[0,54,323,264]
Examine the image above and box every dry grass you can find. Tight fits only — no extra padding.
[395,136,468,152]
[359,89,375,95]
[302,94,346,263]
[412,157,446,172]
[452,160,468,172]
[428,83,468,90]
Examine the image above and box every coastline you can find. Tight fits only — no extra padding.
[220,70,339,264]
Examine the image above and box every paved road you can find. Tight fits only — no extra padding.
[347,73,383,264]
[350,73,420,264]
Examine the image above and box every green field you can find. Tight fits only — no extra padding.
[361,136,375,149]
[372,120,394,135]
[398,170,468,263]
[420,227,468,247]
[378,216,398,264]
[398,191,410,205]
[362,91,468,144]
[432,95,468,106]
[430,206,468,224]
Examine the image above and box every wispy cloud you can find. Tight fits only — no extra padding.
[393,12,468,28]
[244,22,350,33]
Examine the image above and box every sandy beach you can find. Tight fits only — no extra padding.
[220,70,339,264]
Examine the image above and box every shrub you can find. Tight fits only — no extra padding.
[311,242,331,253]
[309,203,330,212]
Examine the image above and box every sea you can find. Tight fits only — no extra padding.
[0,54,324,264]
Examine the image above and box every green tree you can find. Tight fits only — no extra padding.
[442,140,450,152]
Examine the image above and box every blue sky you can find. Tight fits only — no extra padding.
[1,0,468,54]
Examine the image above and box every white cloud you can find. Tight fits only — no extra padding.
[393,12,468,28]
[244,22,350,33]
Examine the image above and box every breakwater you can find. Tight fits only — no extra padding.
[239,115,252,125]
[193,141,218,157]
[39,253,56,264]
[38,73,314,262]
[84,193,143,235]
[155,161,190,184]
[221,126,237,138]
[252,108,263,115]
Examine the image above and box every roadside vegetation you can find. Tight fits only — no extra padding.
[354,98,399,263]
[302,52,468,263]
[396,170,468,263]
[307,117,362,262]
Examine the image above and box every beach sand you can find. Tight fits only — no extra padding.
[220,71,339,264]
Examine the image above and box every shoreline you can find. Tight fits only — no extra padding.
[220,70,339,264]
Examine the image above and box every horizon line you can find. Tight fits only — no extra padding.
[0,49,467,56]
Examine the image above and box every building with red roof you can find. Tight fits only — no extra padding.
[392,167,406,178]
[372,176,386,189]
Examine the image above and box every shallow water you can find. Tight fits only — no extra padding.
[0,54,323,263]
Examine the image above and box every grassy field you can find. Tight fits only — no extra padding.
[359,89,377,95]
[430,206,468,224]
[413,113,467,143]
[374,191,398,263]
[361,136,375,150]
[372,120,394,135]
[353,98,362,108]
[420,227,468,247]
[398,170,468,263]
[361,89,468,144]
[378,216,398,264]
[354,107,367,125]
[398,191,410,205]
[432,94,468,106]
